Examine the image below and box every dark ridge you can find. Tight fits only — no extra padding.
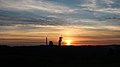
[0,44,120,66]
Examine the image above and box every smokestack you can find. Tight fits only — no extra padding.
[46,37,48,45]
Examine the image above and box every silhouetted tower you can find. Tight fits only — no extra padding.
[49,41,54,46]
[58,35,62,46]
[46,37,48,45]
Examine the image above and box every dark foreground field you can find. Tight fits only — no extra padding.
[0,45,120,66]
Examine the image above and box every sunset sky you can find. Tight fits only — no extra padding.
[0,0,120,46]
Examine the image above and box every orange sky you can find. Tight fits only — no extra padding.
[0,25,120,46]
[0,0,120,46]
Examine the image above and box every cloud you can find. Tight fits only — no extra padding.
[80,0,96,8]
[86,8,120,14]
[78,0,120,14]
[77,25,120,32]
[79,0,113,8]
[0,0,120,26]
[0,16,65,26]
[0,0,76,14]
[75,40,120,45]
[0,0,120,46]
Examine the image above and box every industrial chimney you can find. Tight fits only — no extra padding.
[46,37,48,45]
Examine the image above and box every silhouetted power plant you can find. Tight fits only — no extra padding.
[45,35,62,46]
[49,41,54,46]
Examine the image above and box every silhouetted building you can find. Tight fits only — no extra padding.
[58,36,62,46]
[49,41,54,46]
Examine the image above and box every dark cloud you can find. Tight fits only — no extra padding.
[0,15,65,26]
[72,34,120,39]
[84,28,120,32]
[75,40,120,45]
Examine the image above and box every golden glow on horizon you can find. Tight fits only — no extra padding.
[65,40,71,46]
[0,25,120,45]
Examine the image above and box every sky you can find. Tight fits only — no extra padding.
[0,0,120,46]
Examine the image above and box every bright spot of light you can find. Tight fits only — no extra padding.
[66,40,71,46]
